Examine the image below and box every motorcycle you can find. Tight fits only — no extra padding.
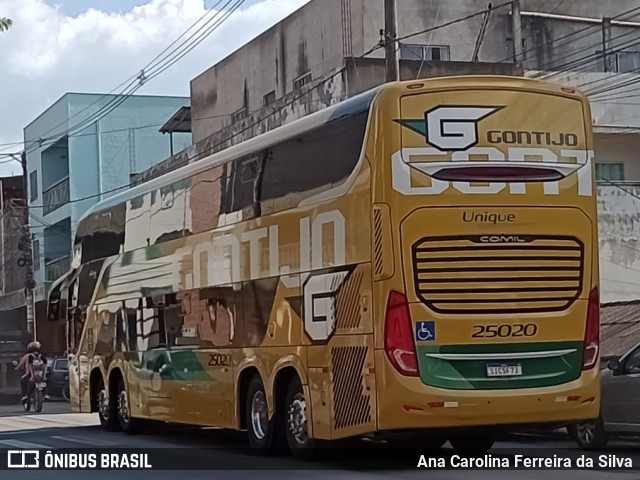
[12,357,47,413]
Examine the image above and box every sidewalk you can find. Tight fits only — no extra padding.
[0,399,72,417]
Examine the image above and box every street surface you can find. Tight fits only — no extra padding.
[0,401,639,479]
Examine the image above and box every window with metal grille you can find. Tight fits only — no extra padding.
[596,50,640,73]
[618,51,640,73]
[231,108,247,123]
[29,170,38,201]
[32,237,40,271]
[293,72,312,90]
[595,162,625,182]
[263,90,276,106]
[400,44,450,62]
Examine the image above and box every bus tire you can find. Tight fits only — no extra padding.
[116,377,142,435]
[246,375,281,454]
[570,418,609,450]
[449,433,495,455]
[285,376,319,461]
[98,383,119,432]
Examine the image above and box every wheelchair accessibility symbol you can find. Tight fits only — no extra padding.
[416,321,435,341]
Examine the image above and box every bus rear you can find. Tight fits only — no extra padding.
[370,77,599,440]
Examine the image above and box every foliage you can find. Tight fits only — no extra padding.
[0,17,12,32]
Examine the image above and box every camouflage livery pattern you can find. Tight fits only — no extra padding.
[50,77,599,440]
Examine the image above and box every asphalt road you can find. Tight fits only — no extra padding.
[1,402,639,480]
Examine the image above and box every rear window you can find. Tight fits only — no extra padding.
[55,359,68,371]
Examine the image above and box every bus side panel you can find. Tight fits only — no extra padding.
[307,262,377,441]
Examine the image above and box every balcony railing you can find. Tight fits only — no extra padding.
[45,255,70,282]
[43,177,70,215]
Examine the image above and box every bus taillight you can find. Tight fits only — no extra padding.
[384,291,419,377]
[582,287,600,370]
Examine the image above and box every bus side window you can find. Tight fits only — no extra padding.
[199,286,239,347]
[187,165,225,235]
[150,180,189,245]
[164,304,186,347]
[124,299,140,352]
[76,204,125,264]
[124,194,150,251]
[137,297,166,351]
[259,111,368,215]
[222,154,261,224]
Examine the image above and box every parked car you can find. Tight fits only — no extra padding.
[569,343,640,448]
[46,356,69,401]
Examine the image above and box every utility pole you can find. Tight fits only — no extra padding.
[602,17,612,73]
[512,0,523,69]
[19,151,36,340]
[384,0,400,82]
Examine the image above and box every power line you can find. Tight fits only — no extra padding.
[496,5,640,68]
[9,5,640,223]
[0,0,245,159]
[583,69,640,97]
[0,97,341,153]
[536,30,640,81]
[18,0,227,151]
[397,0,515,43]
[38,0,246,147]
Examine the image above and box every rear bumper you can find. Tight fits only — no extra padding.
[375,351,599,431]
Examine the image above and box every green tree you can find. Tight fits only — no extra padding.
[0,17,12,32]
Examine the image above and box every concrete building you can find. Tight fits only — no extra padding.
[0,177,30,397]
[130,1,640,355]
[24,93,190,348]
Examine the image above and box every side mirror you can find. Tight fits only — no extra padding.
[608,358,621,372]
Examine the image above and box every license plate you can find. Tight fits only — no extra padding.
[36,382,47,388]
[486,363,522,377]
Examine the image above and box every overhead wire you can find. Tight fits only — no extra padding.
[5,3,640,222]
[0,0,244,158]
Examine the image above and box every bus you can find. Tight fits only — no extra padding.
[48,76,600,458]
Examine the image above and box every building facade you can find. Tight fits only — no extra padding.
[24,93,190,348]
[0,176,30,398]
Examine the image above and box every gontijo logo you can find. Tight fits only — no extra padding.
[396,106,503,151]
[392,104,594,197]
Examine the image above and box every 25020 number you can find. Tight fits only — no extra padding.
[208,353,231,367]
[472,323,538,338]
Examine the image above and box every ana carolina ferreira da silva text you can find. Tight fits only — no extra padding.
[417,454,634,469]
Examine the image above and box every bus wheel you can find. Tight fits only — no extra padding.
[116,377,141,435]
[449,434,495,454]
[246,375,279,454]
[285,376,318,460]
[570,418,609,450]
[98,386,119,432]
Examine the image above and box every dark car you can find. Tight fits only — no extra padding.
[46,356,69,401]
[569,344,640,448]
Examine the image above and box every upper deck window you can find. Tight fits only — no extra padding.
[259,111,368,214]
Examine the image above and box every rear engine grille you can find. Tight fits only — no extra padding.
[412,235,584,314]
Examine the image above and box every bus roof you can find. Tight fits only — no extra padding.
[78,85,383,225]
[78,75,584,227]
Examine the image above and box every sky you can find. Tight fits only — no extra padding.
[0,0,310,175]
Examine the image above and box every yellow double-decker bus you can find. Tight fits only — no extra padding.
[48,76,600,459]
